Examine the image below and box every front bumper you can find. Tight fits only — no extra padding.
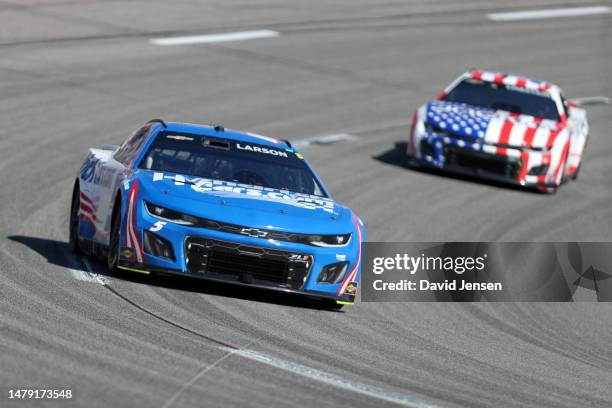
[411,134,559,189]
[117,261,356,303]
[119,203,360,303]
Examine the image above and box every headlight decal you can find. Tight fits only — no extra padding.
[144,201,352,247]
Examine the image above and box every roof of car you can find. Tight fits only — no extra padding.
[461,69,561,94]
[160,121,288,148]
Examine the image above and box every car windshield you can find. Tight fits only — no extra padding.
[443,79,560,121]
[139,132,327,197]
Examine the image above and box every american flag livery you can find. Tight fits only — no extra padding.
[409,70,589,192]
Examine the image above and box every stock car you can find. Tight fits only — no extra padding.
[69,120,364,308]
[407,70,589,193]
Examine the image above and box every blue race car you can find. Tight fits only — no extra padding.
[69,119,364,308]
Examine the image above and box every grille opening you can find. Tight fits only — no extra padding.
[420,140,435,157]
[446,147,519,177]
[208,249,287,283]
[186,237,311,289]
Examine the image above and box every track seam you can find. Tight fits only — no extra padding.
[74,255,238,349]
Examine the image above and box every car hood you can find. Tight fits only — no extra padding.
[136,171,352,234]
[425,101,564,149]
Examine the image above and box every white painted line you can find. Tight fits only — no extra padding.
[572,96,611,106]
[488,6,610,21]
[227,348,443,408]
[293,133,357,148]
[162,349,241,408]
[150,30,279,46]
[69,256,107,285]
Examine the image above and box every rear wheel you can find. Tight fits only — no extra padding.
[68,181,81,254]
[107,202,121,273]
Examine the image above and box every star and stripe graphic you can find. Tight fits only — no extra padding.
[421,96,570,186]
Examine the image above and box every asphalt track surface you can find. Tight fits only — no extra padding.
[1,1,612,407]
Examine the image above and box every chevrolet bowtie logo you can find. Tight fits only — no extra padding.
[239,228,268,238]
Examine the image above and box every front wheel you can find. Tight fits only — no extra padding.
[570,162,581,180]
[405,155,421,169]
[538,186,557,194]
[321,299,344,311]
[107,204,121,274]
[68,181,81,254]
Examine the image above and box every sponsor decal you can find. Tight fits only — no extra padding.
[152,173,335,214]
[239,228,268,238]
[79,154,101,184]
[120,248,134,258]
[236,143,288,157]
[289,254,310,262]
[149,221,166,232]
[346,282,357,294]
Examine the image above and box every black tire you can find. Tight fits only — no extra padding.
[405,156,421,169]
[571,163,581,180]
[543,186,557,194]
[321,299,344,310]
[107,201,121,274]
[68,180,81,254]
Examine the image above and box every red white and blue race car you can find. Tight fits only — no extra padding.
[408,70,589,193]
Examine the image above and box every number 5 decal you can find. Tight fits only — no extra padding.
[150,221,166,232]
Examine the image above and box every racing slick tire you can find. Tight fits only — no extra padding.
[539,186,558,194]
[405,155,421,169]
[107,199,121,274]
[321,299,345,311]
[571,162,581,181]
[68,180,82,254]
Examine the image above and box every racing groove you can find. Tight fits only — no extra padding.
[1,1,611,407]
